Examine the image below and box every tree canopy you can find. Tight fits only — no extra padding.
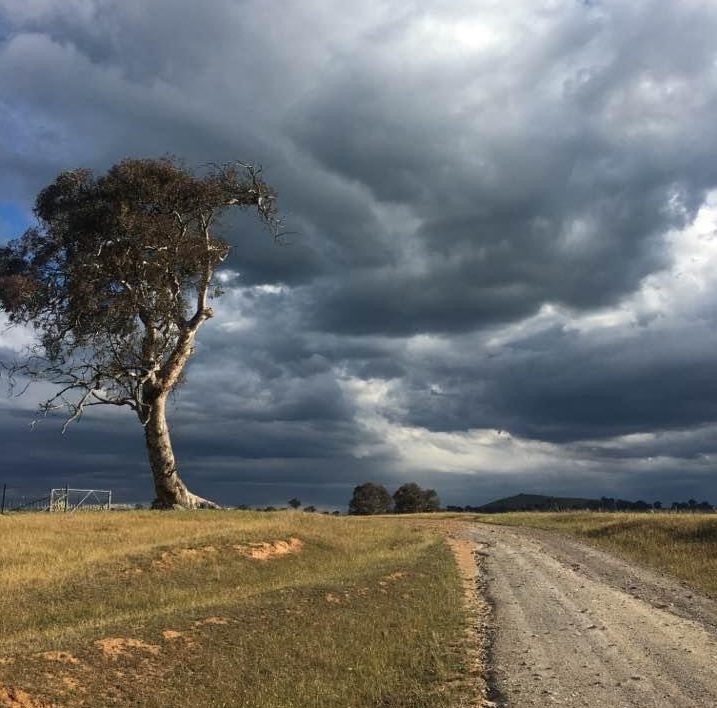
[348,482,393,515]
[0,157,278,508]
[392,483,440,514]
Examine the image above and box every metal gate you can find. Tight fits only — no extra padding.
[49,487,112,512]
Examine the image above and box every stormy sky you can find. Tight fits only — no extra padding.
[2,0,717,508]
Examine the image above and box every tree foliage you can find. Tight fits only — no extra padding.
[348,482,393,515]
[0,157,278,507]
[392,483,440,514]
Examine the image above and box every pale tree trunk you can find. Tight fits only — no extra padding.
[143,393,219,509]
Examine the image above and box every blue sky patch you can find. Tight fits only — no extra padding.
[0,202,32,244]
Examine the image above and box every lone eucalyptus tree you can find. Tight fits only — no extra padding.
[0,157,278,508]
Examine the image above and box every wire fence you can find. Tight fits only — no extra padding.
[0,488,51,513]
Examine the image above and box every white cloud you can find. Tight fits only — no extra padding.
[0,313,36,352]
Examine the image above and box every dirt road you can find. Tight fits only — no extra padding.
[468,524,717,707]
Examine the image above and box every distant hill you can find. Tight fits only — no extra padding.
[476,493,601,513]
[444,493,714,514]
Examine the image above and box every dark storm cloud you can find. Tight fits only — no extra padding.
[0,403,384,507]
[5,0,717,326]
[389,312,717,444]
[0,404,147,498]
[2,1,717,505]
[408,464,717,509]
[291,1,717,334]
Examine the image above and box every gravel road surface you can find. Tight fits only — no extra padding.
[468,523,717,707]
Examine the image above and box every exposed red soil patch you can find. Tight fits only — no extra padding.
[444,534,492,706]
[36,651,80,666]
[59,677,82,692]
[378,571,409,588]
[0,685,52,708]
[147,538,302,571]
[232,537,303,560]
[161,629,197,648]
[446,538,480,604]
[95,637,161,660]
[193,616,230,627]
[384,571,409,581]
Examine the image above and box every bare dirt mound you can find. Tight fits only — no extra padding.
[232,537,303,560]
[36,652,80,666]
[0,685,52,708]
[146,537,303,571]
[3,619,234,706]
[95,637,161,660]
[193,616,230,627]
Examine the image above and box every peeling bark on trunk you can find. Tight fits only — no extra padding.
[143,393,218,509]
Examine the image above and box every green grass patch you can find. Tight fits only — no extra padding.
[473,511,717,596]
[0,511,475,707]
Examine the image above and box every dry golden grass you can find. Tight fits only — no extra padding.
[0,511,480,707]
[474,511,717,596]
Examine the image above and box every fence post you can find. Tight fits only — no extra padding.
[1,484,6,515]
[64,484,69,513]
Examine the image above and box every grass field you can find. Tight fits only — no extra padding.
[0,511,480,708]
[474,511,717,597]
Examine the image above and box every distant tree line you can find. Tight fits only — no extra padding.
[665,500,713,513]
[348,482,440,515]
[133,494,713,515]
[444,496,715,514]
[597,497,713,513]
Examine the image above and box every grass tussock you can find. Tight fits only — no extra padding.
[0,511,477,708]
[475,511,717,596]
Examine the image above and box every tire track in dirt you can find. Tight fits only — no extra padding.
[469,523,717,707]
